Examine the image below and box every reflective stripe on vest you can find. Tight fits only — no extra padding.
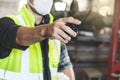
[0,69,43,80]
[0,68,58,80]
[0,5,61,80]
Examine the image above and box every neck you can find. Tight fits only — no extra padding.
[26,4,43,24]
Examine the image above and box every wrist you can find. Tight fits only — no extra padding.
[35,25,48,40]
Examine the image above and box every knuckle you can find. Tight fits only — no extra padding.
[58,18,63,22]
[69,37,71,41]
[69,17,74,19]
[54,21,59,26]
[68,17,75,22]
[68,17,74,20]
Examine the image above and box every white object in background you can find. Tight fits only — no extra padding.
[57,72,70,80]
[54,2,66,11]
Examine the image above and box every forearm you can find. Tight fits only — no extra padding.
[16,17,81,46]
[61,67,75,80]
[16,25,47,46]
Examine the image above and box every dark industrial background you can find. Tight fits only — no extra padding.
[0,0,114,80]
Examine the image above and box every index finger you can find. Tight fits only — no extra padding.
[59,17,81,25]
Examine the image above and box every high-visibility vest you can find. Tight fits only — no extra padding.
[0,5,61,80]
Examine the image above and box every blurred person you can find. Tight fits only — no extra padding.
[0,0,81,80]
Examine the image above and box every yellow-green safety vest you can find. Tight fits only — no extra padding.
[0,5,61,80]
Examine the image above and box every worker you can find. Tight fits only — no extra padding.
[0,0,81,80]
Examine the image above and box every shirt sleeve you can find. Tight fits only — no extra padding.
[0,17,28,58]
[0,17,28,49]
[58,43,73,71]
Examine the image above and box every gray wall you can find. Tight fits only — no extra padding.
[0,0,19,17]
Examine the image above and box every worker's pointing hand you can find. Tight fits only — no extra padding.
[43,17,81,43]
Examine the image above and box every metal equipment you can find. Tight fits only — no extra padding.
[108,0,120,80]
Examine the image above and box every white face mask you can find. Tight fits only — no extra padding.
[28,0,53,15]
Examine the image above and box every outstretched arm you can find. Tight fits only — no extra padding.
[16,17,81,46]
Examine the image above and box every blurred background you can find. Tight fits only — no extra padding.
[0,0,115,80]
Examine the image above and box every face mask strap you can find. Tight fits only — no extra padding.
[27,0,34,8]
